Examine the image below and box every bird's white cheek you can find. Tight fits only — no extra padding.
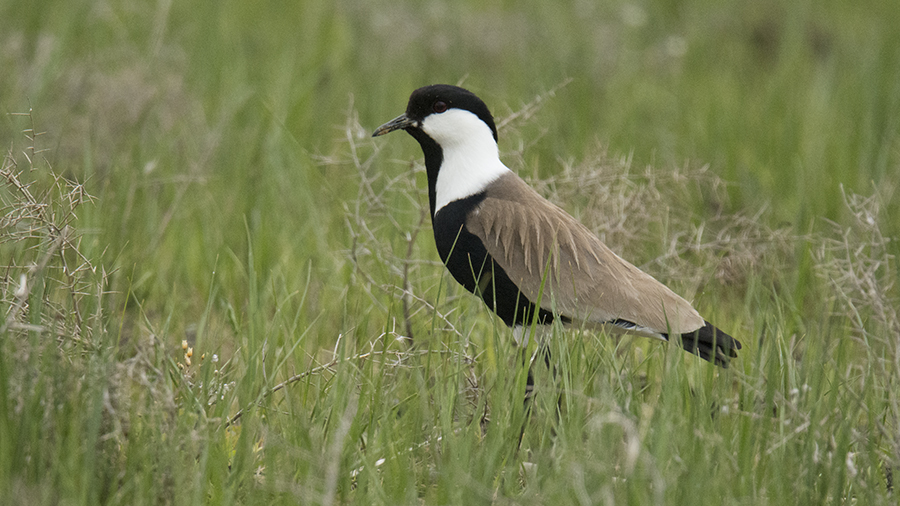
[422,110,491,145]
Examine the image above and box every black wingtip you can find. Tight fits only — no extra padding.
[678,321,742,368]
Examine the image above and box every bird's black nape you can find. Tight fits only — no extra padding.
[404,85,498,142]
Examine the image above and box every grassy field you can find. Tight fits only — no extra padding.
[2,0,900,504]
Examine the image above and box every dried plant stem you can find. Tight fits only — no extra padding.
[401,209,427,342]
[224,346,464,427]
[1,228,66,334]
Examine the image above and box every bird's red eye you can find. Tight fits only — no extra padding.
[432,101,448,113]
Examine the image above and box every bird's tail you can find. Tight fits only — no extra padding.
[676,321,742,368]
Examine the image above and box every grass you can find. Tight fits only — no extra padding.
[2,0,900,504]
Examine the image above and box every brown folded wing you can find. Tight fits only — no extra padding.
[466,173,704,335]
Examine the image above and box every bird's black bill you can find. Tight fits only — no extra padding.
[372,113,416,137]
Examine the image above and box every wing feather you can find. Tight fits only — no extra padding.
[466,173,704,335]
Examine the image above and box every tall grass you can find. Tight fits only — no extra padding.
[2,0,899,504]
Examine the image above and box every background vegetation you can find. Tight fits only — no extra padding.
[1,0,899,504]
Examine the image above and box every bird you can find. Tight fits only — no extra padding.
[372,84,741,367]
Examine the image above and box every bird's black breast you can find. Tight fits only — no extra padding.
[432,193,556,328]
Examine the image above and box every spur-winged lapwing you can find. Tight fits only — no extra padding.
[373,84,741,366]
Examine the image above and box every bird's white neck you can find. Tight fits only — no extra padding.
[421,109,511,215]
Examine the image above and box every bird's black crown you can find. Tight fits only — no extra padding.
[406,85,498,142]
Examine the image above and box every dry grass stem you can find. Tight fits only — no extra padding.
[814,183,900,470]
[2,110,104,347]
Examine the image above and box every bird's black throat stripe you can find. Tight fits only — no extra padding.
[406,128,443,219]
[433,193,557,328]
